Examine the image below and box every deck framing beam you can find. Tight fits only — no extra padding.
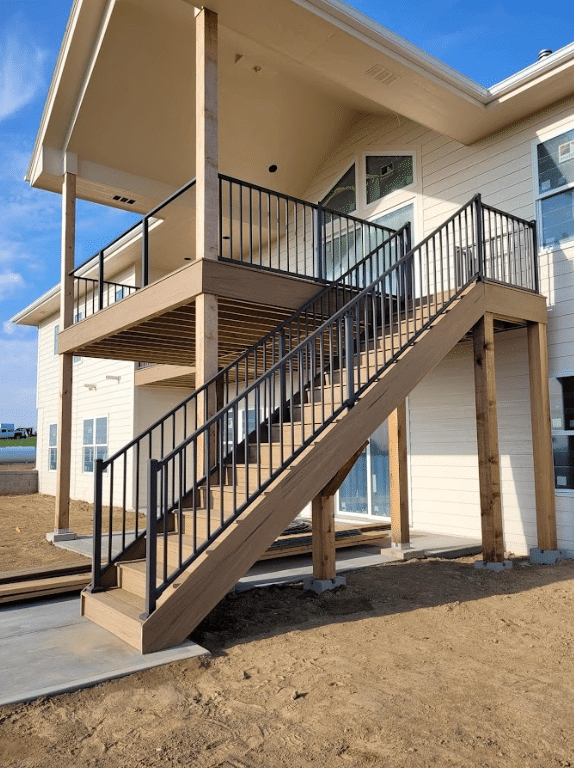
[473,312,504,562]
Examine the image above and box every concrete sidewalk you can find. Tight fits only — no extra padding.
[0,597,207,708]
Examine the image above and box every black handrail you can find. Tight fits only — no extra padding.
[218,174,396,281]
[89,223,408,591]
[141,195,537,614]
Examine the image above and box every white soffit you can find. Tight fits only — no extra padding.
[28,0,574,197]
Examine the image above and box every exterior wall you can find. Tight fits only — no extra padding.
[408,329,541,556]
[36,314,136,505]
[304,98,574,553]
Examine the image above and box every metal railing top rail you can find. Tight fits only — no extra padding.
[69,177,197,278]
[160,231,421,466]
[218,173,397,237]
[144,197,495,610]
[99,224,408,470]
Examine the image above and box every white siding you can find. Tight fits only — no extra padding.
[408,330,539,555]
[36,314,136,505]
[303,99,574,553]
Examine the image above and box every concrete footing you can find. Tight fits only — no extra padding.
[474,559,513,572]
[303,575,347,594]
[529,548,562,566]
[46,529,78,543]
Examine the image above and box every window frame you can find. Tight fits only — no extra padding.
[533,124,574,252]
[48,423,57,471]
[320,161,357,218]
[361,150,417,215]
[550,370,574,496]
[82,415,108,474]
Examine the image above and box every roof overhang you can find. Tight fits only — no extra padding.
[28,0,574,209]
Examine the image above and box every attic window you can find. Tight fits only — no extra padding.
[366,155,413,205]
[321,164,356,218]
[112,195,136,205]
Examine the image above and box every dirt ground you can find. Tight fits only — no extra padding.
[2,494,574,767]
[0,492,97,572]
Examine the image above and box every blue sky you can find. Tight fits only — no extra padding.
[1,0,572,427]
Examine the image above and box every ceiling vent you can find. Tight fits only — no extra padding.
[112,195,136,205]
[364,65,400,86]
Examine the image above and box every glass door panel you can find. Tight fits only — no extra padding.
[338,448,368,515]
[370,422,390,517]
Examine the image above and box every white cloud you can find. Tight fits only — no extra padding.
[0,24,46,122]
[0,271,25,299]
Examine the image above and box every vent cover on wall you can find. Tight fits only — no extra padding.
[364,65,400,86]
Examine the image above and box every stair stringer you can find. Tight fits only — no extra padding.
[139,281,488,653]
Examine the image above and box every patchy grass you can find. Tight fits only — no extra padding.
[0,437,36,447]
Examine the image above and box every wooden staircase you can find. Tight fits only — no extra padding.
[81,195,542,654]
[82,280,491,653]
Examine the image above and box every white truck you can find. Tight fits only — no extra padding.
[0,424,30,439]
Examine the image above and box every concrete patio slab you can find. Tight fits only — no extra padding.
[0,596,207,708]
[0,529,479,708]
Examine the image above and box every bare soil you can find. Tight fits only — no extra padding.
[0,493,96,572]
[2,494,574,767]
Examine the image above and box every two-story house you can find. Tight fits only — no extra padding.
[13,0,574,652]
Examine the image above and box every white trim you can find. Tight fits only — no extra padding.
[81,414,108,474]
[319,159,357,215]
[532,122,574,251]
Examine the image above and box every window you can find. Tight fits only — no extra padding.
[366,155,414,206]
[74,312,83,364]
[536,128,574,248]
[551,376,574,490]
[83,417,108,472]
[115,286,125,303]
[48,424,57,470]
[53,325,59,355]
[321,164,356,217]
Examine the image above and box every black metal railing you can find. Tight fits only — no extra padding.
[89,224,408,589]
[70,178,197,322]
[89,194,537,615]
[219,174,396,281]
[73,276,138,319]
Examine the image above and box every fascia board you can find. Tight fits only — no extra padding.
[292,0,488,105]
[487,42,574,101]
[26,0,112,183]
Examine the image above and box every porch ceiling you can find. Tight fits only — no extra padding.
[30,0,574,211]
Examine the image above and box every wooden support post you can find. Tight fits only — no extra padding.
[53,171,76,537]
[312,493,336,580]
[388,402,410,547]
[473,313,504,562]
[311,442,368,580]
[196,293,219,473]
[195,7,218,263]
[527,322,558,550]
